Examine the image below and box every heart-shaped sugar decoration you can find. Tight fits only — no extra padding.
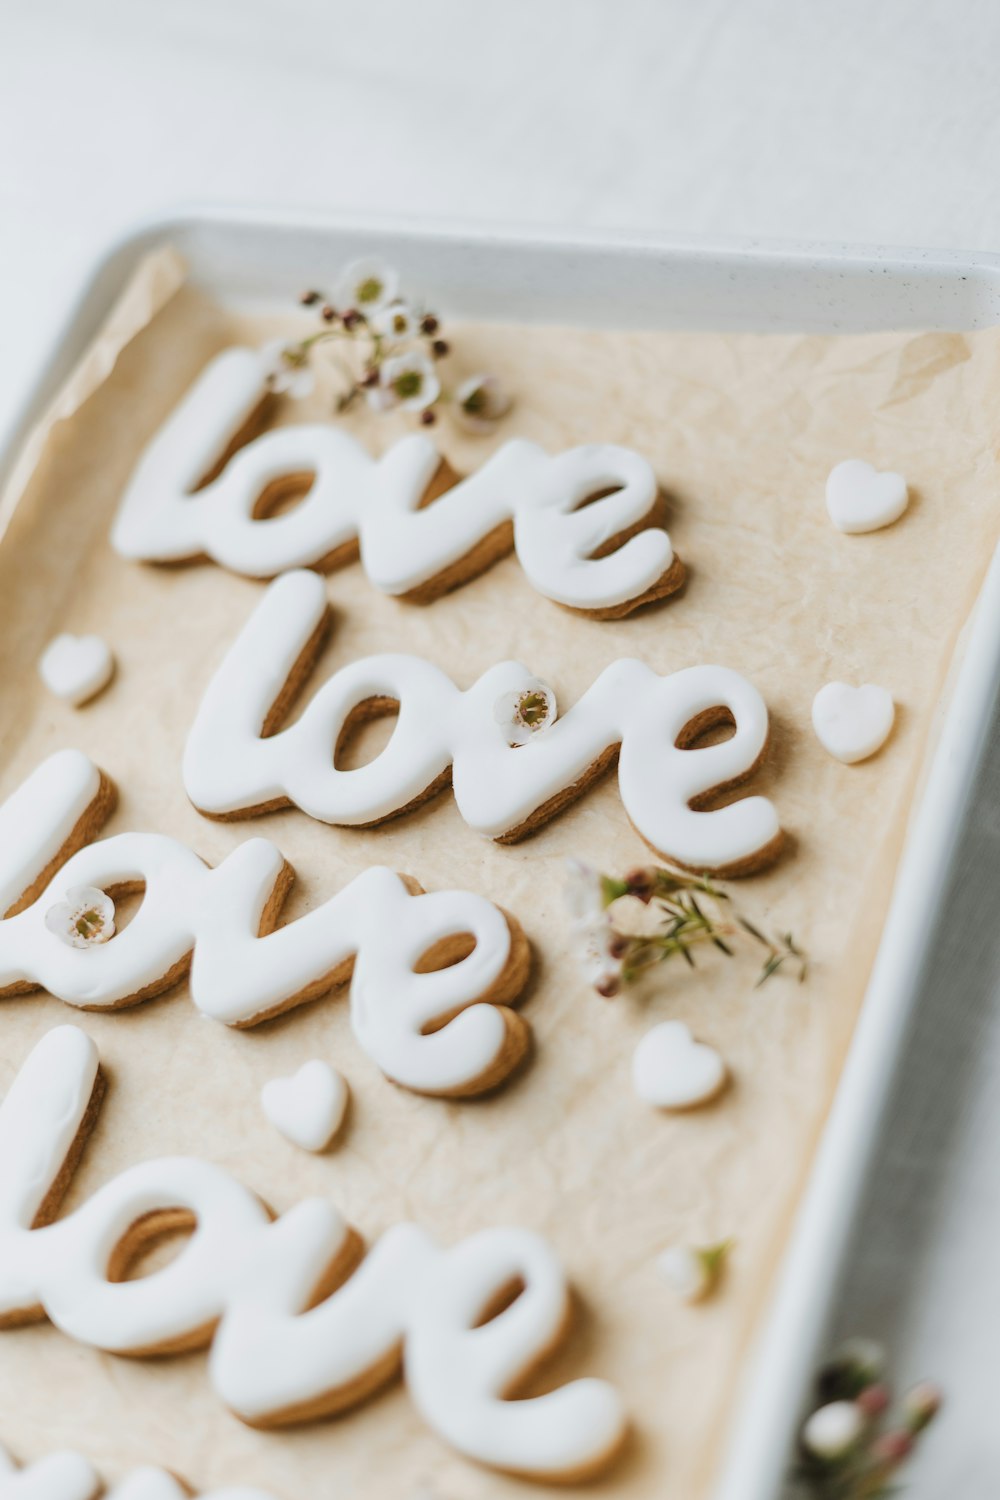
[261,1059,348,1152]
[39,633,114,707]
[812,681,894,764]
[825,459,908,534]
[632,1021,728,1110]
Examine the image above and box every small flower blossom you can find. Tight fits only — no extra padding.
[381,350,441,412]
[335,257,399,317]
[454,373,512,433]
[258,339,316,399]
[372,301,419,344]
[657,1240,732,1304]
[45,886,116,950]
[574,920,624,998]
[564,858,608,926]
[564,860,623,997]
[801,1400,866,1462]
[493,679,557,746]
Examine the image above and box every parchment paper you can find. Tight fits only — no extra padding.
[1,252,998,1500]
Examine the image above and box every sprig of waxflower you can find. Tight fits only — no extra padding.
[262,256,511,430]
[795,1340,942,1498]
[565,859,806,999]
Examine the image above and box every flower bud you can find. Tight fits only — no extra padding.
[870,1429,914,1466]
[657,1246,710,1303]
[903,1380,942,1432]
[623,867,656,903]
[856,1382,890,1419]
[801,1400,865,1461]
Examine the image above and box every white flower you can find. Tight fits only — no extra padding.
[656,1241,731,1303]
[45,886,116,949]
[372,301,419,344]
[564,861,622,996]
[493,678,557,746]
[564,858,607,925]
[801,1400,866,1461]
[381,350,440,413]
[454,373,511,432]
[657,1246,711,1303]
[572,918,623,998]
[258,338,316,399]
[335,257,399,317]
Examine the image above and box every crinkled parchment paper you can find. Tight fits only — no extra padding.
[1,250,998,1500]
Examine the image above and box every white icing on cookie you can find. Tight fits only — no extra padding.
[0,1445,276,1500]
[811,681,895,764]
[0,749,102,918]
[0,752,528,1098]
[0,1029,626,1480]
[183,570,782,874]
[38,635,114,707]
[825,460,909,534]
[111,345,677,613]
[0,1446,98,1500]
[631,1021,728,1109]
[261,1060,348,1152]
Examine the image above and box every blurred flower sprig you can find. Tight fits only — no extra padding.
[565,859,806,999]
[262,255,511,431]
[795,1340,942,1498]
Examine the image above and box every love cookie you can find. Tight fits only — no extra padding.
[0,1444,277,1500]
[111,345,684,618]
[0,748,531,1099]
[0,1027,627,1481]
[183,570,784,877]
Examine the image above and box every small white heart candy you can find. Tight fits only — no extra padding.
[825,459,908,535]
[812,681,895,764]
[39,633,114,706]
[632,1021,728,1110]
[261,1059,348,1153]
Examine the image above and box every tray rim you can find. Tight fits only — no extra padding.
[3,204,999,1500]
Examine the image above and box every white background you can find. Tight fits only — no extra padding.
[5,0,1000,1492]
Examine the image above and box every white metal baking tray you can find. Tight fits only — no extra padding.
[3,207,999,1500]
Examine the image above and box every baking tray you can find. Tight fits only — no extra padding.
[3,208,1000,1499]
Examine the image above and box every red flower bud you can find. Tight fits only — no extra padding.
[623,867,656,903]
[871,1430,914,1466]
[856,1383,890,1419]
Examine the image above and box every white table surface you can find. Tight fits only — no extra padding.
[4,0,1000,1492]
